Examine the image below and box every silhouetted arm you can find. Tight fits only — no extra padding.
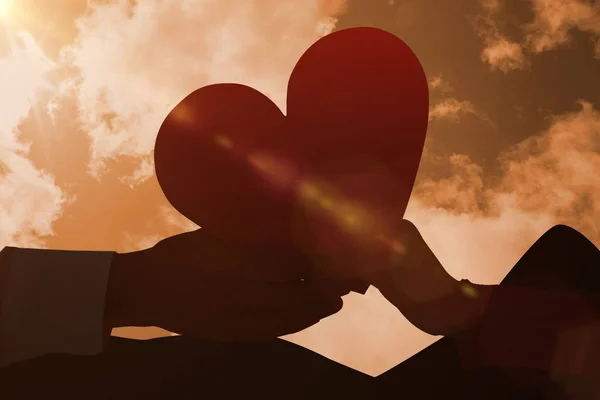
[0,246,115,367]
[0,230,348,368]
[370,220,497,337]
[376,271,496,338]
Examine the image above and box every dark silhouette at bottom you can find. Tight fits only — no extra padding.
[1,225,599,399]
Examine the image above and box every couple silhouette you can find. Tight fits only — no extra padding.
[1,27,599,399]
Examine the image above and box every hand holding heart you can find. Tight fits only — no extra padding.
[154,27,429,283]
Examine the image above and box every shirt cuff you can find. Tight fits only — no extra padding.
[0,247,114,367]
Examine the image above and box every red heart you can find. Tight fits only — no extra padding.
[154,27,429,274]
[154,84,296,248]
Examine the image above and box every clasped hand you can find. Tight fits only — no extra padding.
[105,221,450,341]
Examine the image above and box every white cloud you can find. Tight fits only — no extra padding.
[429,98,479,121]
[411,100,600,284]
[525,0,600,56]
[498,100,600,238]
[0,29,68,249]
[413,154,489,214]
[475,0,600,70]
[121,205,199,251]
[428,97,496,129]
[428,74,454,94]
[481,37,527,73]
[60,0,346,185]
[473,10,528,73]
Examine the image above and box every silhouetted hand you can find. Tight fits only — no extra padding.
[105,229,346,341]
[367,220,494,336]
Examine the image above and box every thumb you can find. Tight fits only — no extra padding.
[307,277,370,297]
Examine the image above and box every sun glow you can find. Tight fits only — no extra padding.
[0,0,10,20]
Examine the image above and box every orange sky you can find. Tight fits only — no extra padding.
[1,0,599,376]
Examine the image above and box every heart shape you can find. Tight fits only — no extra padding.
[154,27,429,277]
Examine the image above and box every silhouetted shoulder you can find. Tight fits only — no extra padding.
[502,224,599,291]
[538,225,598,251]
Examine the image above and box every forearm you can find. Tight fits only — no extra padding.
[371,221,498,337]
[388,278,496,338]
[0,247,12,320]
[104,250,147,330]
[105,252,130,331]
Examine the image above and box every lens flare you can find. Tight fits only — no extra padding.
[211,133,409,256]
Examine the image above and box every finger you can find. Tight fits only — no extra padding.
[348,279,370,294]
[306,277,369,297]
[226,280,343,311]
[207,301,343,341]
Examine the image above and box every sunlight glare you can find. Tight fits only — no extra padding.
[0,0,9,20]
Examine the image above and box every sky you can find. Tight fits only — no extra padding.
[0,0,599,376]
